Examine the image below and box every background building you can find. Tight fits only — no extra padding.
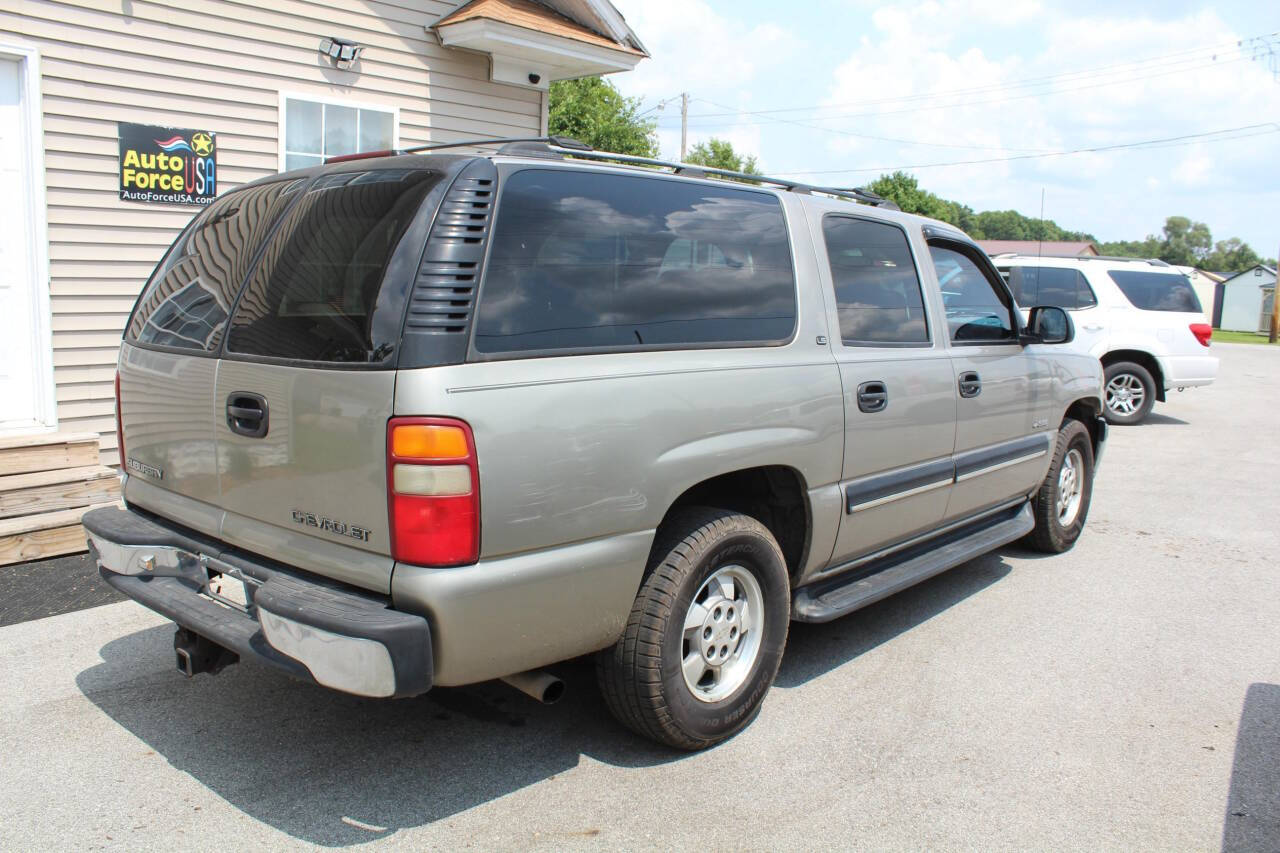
[0,0,645,562]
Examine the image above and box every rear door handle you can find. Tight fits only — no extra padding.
[1082,324,1104,332]
[226,392,269,438]
[958,371,982,398]
[857,381,888,413]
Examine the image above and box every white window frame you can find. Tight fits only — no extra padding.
[0,41,56,433]
[277,91,400,172]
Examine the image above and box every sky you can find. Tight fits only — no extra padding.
[606,0,1280,255]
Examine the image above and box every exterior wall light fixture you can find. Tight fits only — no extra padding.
[319,37,364,70]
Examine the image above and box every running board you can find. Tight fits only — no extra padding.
[792,502,1034,623]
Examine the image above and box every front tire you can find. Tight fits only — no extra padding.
[597,508,790,750]
[1103,361,1156,425]
[1024,418,1094,553]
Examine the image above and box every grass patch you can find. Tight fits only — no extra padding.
[1213,329,1278,345]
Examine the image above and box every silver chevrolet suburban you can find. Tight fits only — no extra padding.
[86,138,1106,750]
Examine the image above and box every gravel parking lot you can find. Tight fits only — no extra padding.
[1,343,1276,851]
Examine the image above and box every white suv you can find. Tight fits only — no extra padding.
[993,255,1218,425]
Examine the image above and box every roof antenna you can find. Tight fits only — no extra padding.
[1038,187,1045,259]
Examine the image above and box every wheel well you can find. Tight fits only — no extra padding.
[663,466,810,580]
[1101,349,1166,402]
[1063,398,1104,459]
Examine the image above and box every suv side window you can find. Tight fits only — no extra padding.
[928,243,1017,343]
[822,215,928,345]
[474,169,796,355]
[1007,266,1097,310]
[126,179,303,352]
[1107,270,1202,313]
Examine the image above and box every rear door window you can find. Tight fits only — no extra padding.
[822,216,929,345]
[225,169,442,363]
[1107,270,1202,313]
[474,169,796,354]
[126,179,303,352]
[1007,266,1097,310]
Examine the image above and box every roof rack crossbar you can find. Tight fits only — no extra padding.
[328,135,898,208]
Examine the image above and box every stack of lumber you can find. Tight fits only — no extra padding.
[0,432,120,565]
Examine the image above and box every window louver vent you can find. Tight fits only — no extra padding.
[398,158,498,368]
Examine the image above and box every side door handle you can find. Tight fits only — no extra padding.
[958,371,982,398]
[226,392,269,438]
[1081,324,1104,332]
[857,381,888,413]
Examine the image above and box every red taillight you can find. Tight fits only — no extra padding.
[387,417,479,567]
[1190,323,1212,347]
[114,371,125,465]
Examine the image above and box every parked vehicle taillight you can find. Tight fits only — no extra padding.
[1189,323,1212,347]
[115,370,125,466]
[386,417,480,567]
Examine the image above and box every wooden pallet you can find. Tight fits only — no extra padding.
[0,432,120,565]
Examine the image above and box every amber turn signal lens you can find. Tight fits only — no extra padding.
[391,424,469,460]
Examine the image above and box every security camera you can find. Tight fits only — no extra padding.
[528,73,541,85]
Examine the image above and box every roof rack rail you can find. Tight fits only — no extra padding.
[325,135,898,209]
[991,252,1173,267]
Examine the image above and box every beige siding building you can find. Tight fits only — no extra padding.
[2,0,645,465]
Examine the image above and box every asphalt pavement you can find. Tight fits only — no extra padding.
[1,343,1276,851]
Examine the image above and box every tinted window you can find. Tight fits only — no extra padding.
[474,170,796,354]
[1107,270,1202,313]
[226,169,441,363]
[929,244,1016,342]
[126,180,302,351]
[822,216,928,344]
[1007,266,1097,310]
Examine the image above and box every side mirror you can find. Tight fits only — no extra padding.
[1023,306,1074,345]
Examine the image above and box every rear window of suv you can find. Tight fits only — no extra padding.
[473,169,796,355]
[1006,266,1097,310]
[225,169,442,363]
[126,179,304,352]
[1107,270,1202,313]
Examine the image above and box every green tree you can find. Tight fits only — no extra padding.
[865,171,951,219]
[1201,238,1262,272]
[547,77,658,156]
[684,138,760,174]
[1157,216,1213,266]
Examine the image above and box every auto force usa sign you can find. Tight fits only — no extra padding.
[118,122,217,205]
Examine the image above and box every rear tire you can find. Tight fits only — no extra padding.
[1024,418,1094,553]
[597,508,790,750]
[1103,361,1156,425]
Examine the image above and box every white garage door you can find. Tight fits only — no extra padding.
[0,56,45,431]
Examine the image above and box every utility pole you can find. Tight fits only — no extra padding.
[1270,238,1279,343]
[679,92,689,161]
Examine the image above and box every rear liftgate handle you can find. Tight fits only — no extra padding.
[958,371,982,399]
[226,392,269,438]
[857,380,889,413]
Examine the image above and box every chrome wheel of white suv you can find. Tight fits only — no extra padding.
[1103,361,1157,425]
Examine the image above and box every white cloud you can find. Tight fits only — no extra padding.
[605,0,1279,248]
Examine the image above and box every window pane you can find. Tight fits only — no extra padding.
[822,216,928,344]
[127,180,303,351]
[285,153,323,172]
[359,108,394,152]
[929,244,1016,342]
[226,169,442,363]
[324,104,357,157]
[285,99,322,155]
[1107,270,1202,312]
[475,170,796,354]
[1006,267,1037,306]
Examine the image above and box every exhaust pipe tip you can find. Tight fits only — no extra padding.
[500,670,565,704]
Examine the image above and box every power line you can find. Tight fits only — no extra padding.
[666,54,1254,128]
[691,96,1052,152]
[679,32,1277,121]
[771,123,1280,176]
